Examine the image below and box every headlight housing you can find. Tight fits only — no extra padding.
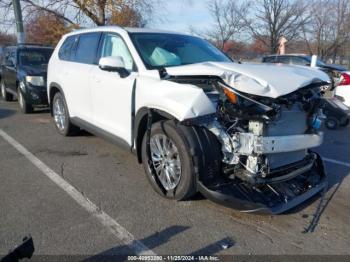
[25,76,45,86]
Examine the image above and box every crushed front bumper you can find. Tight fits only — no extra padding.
[198,152,327,214]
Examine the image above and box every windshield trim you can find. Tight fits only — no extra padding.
[128,32,232,70]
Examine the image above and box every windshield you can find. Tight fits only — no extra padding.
[18,49,53,66]
[129,33,231,69]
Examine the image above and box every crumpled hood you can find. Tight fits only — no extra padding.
[165,62,330,98]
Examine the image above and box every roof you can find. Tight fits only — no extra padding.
[67,26,188,36]
[124,27,185,34]
[263,53,309,58]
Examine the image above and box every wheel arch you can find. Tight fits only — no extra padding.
[134,107,177,163]
[48,83,65,116]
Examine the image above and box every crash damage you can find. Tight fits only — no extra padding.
[161,62,330,214]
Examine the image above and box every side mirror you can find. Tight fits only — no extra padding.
[98,56,129,77]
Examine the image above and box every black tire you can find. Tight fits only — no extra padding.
[141,120,221,201]
[325,117,339,130]
[17,88,33,114]
[340,118,349,127]
[1,79,13,101]
[52,92,79,136]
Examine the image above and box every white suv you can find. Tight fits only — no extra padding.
[48,26,330,214]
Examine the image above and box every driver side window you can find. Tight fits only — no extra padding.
[100,34,135,71]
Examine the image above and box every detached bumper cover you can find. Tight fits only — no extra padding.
[198,152,327,214]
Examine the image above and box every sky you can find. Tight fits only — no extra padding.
[2,0,214,35]
[153,0,214,33]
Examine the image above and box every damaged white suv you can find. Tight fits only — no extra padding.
[48,27,330,214]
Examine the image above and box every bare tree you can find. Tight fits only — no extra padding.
[245,0,310,54]
[303,0,350,61]
[0,0,162,31]
[203,0,250,50]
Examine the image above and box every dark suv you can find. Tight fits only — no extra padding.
[0,44,54,113]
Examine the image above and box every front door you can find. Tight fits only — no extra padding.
[90,33,137,145]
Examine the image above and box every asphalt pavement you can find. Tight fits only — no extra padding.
[0,99,349,257]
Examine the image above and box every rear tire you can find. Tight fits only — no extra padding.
[141,120,221,201]
[18,88,33,114]
[52,92,79,136]
[340,118,349,127]
[325,117,339,130]
[1,79,13,101]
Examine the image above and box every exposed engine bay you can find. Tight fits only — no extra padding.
[168,74,328,214]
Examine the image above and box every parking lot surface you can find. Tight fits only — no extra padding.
[0,100,349,256]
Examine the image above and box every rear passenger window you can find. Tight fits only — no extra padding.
[263,57,277,63]
[75,33,101,64]
[58,36,78,61]
[276,56,291,64]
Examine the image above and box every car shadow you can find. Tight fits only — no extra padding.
[85,225,234,260]
[85,225,190,260]
[0,108,16,119]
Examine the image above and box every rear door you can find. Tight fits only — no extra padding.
[90,32,137,144]
[61,32,101,122]
[3,49,17,92]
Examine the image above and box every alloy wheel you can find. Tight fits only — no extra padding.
[18,91,24,108]
[1,82,5,99]
[150,134,182,190]
[53,96,66,131]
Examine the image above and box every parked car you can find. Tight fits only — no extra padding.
[0,44,54,113]
[335,71,350,107]
[262,54,350,128]
[48,27,330,214]
[262,54,347,89]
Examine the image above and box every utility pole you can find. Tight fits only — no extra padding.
[12,0,25,44]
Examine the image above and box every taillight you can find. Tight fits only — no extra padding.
[339,73,350,86]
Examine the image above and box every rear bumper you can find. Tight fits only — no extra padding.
[198,152,327,214]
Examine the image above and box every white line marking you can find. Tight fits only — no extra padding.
[323,157,350,168]
[0,129,155,256]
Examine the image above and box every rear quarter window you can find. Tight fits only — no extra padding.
[58,35,78,61]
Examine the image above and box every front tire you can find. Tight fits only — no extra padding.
[52,92,79,136]
[141,120,221,201]
[1,79,13,101]
[18,88,33,114]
